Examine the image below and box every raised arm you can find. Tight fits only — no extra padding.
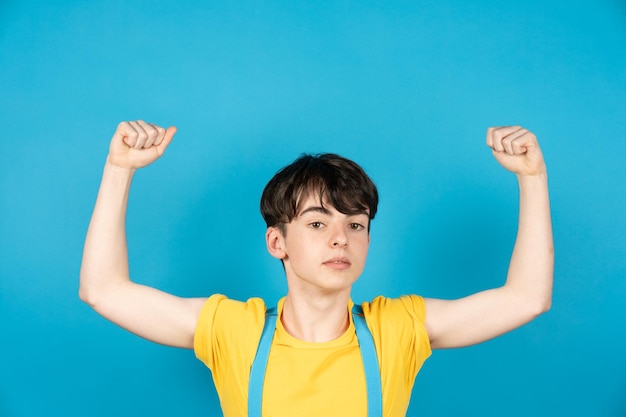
[79,121,206,348]
[425,126,554,349]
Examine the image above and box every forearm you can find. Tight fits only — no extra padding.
[505,172,554,313]
[79,159,136,304]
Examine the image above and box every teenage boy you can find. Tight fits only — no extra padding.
[80,120,553,417]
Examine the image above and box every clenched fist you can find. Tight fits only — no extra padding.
[108,120,177,169]
[486,126,546,177]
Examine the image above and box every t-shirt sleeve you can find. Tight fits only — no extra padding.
[194,294,227,369]
[194,294,267,372]
[398,294,432,370]
[364,295,432,384]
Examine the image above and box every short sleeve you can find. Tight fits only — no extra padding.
[194,294,227,369]
[194,294,267,372]
[364,295,432,387]
[398,294,432,368]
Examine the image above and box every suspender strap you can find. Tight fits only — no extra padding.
[248,305,382,417]
[352,304,383,417]
[248,307,277,417]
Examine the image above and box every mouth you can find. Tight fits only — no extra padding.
[323,257,351,270]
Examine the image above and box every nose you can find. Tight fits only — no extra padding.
[330,225,348,248]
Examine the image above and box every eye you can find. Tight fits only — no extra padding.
[349,223,365,231]
[309,221,324,229]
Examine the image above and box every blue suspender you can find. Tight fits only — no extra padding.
[248,307,277,417]
[248,305,382,417]
[353,304,383,417]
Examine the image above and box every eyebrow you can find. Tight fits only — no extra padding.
[298,205,369,218]
[298,206,331,217]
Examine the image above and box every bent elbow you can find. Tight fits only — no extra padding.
[539,297,552,315]
[78,273,106,309]
[78,275,129,312]
[78,283,97,308]
[79,266,95,306]
[510,282,553,320]
[528,295,552,320]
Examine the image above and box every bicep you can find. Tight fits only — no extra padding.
[86,281,207,349]
[424,286,542,349]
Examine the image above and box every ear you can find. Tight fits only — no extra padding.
[266,227,287,260]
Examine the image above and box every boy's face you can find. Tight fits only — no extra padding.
[268,193,371,295]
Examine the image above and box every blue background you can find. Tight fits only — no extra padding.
[1,1,625,416]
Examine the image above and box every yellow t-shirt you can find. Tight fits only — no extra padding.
[194,295,431,417]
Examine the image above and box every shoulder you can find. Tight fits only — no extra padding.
[361,295,432,376]
[361,295,430,347]
[194,295,268,367]
[363,294,427,322]
[196,294,267,332]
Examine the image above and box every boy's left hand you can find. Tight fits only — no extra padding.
[486,126,546,176]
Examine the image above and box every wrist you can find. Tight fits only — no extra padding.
[105,156,136,174]
[517,170,549,195]
[104,156,136,184]
[516,168,547,183]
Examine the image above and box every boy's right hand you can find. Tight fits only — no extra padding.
[108,120,177,169]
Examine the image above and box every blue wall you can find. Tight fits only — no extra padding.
[1,1,625,416]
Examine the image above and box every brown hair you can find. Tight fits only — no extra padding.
[260,153,379,233]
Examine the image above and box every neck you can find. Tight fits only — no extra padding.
[281,290,351,343]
